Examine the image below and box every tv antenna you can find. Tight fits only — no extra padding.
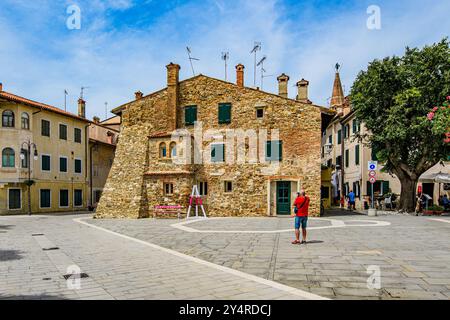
[221,52,229,81]
[250,41,261,88]
[64,89,68,111]
[186,47,199,76]
[80,86,90,100]
[257,56,267,89]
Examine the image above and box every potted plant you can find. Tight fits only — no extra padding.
[423,205,445,216]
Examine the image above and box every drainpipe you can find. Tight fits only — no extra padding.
[84,123,91,209]
[340,123,345,205]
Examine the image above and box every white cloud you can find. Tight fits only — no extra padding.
[0,0,449,120]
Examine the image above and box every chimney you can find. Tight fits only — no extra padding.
[135,91,143,100]
[296,79,311,104]
[166,63,180,130]
[236,64,245,88]
[78,98,86,118]
[277,73,289,98]
[93,116,100,124]
[0,83,3,91]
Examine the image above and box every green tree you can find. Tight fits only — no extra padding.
[351,39,450,212]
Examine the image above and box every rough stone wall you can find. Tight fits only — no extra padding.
[96,75,322,218]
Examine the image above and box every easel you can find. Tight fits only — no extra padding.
[186,185,207,219]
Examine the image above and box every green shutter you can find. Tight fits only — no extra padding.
[371,148,378,161]
[345,149,349,167]
[277,141,283,161]
[218,103,231,124]
[355,145,360,165]
[185,106,197,125]
[382,181,390,195]
[266,141,282,161]
[352,120,357,133]
[337,130,342,144]
[266,141,272,160]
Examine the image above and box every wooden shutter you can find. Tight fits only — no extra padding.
[382,181,390,195]
[218,103,231,124]
[337,130,342,144]
[355,145,360,165]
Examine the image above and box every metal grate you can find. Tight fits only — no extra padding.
[42,247,60,251]
[63,273,89,280]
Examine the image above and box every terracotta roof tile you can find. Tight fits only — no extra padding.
[0,91,90,123]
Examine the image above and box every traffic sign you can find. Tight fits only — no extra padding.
[368,161,378,171]
[369,170,376,177]
[369,177,377,184]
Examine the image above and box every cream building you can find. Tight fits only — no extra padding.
[0,83,91,214]
[321,68,401,210]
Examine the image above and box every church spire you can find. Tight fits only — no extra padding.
[330,63,345,110]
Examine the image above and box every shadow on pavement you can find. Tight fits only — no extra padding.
[0,294,68,300]
[323,209,365,217]
[0,249,24,262]
[305,240,324,244]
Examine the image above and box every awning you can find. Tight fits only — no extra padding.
[419,171,450,184]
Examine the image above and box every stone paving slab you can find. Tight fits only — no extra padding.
[0,214,323,300]
[88,213,450,300]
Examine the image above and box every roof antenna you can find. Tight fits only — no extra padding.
[257,56,267,89]
[221,52,229,81]
[80,86,90,100]
[250,41,262,88]
[64,89,68,111]
[186,47,199,76]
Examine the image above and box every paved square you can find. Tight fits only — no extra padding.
[1,211,450,300]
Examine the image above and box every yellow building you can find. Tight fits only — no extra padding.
[0,83,91,214]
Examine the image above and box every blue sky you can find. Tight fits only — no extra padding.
[0,0,449,120]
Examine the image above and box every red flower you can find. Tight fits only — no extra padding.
[446,96,450,100]
[427,112,435,120]
[433,107,439,112]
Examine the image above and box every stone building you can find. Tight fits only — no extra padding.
[95,63,331,219]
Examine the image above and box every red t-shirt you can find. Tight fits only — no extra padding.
[294,196,310,217]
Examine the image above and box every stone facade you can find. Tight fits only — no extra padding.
[95,64,325,219]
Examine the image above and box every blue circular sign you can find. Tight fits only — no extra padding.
[369,164,376,170]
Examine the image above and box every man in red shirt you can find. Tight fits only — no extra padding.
[291,190,310,245]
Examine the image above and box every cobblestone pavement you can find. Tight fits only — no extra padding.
[87,213,450,300]
[0,213,323,300]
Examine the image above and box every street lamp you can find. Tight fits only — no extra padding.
[20,141,38,216]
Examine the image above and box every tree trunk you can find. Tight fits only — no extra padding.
[398,177,417,213]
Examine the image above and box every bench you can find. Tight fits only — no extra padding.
[153,205,184,219]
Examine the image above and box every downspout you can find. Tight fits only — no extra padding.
[340,122,345,204]
[84,123,91,209]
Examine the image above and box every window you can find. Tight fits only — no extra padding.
[74,128,82,143]
[353,181,360,198]
[74,159,82,174]
[21,113,29,130]
[321,147,324,158]
[185,106,197,125]
[224,181,233,193]
[2,110,14,127]
[164,183,174,195]
[59,124,67,140]
[211,143,225,162]
[344,124,350,139]
[266,140,283,161]
[8,189,21,210]
[327,159,332,168]
[59,189,69,208]
[256,108,264,118]
[328,135,332,144]
[74,189,83,207]
[41,155,51,171]
[337,130,342,144]
[159,142,167,158]
[355,145,360,165]
[336,155,342,168]
[371,147,378,161]
[2,148,15,168]
[40,189,51,208]
[59,157,68,173]
[345,149,349,168]
[198,182,208,196]
[41,120,50,137]
[218,103,232,124]
[21,148,28,168]
[352,119,360,134]
[169,142,177,158]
